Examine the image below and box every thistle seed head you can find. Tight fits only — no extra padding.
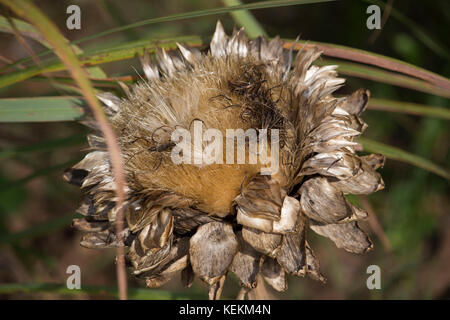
[65,21,385,299]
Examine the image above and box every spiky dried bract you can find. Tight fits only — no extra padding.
[65,21,385,299]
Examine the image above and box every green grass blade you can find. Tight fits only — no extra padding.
[0,96,85,122]
[222,0,268,37]
[0,36,202,89]
[30,75,136,87]
[0,283,207,299]
[358,137,450,180]
[367,98,450,119]
[317,58,450,98]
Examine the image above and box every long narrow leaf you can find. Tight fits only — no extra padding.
[30,75,136,87]
[0,96,85,122]
[0,36,202,89]
[3,0,448,92]
[358,137,450,180]
[3,95,447,124]
[367,98,450,119]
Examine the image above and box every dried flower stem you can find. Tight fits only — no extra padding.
[0,0,128,299]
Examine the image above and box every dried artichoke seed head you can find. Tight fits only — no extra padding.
[65,20,385,299]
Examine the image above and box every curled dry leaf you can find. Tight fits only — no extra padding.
[310,221,373,254]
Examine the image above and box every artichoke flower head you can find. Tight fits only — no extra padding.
[64,21,385,299]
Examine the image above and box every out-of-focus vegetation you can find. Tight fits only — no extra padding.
[0,0,448,299]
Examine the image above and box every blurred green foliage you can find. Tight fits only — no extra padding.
[0,0,448,299]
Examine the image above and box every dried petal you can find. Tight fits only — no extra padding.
[143,238,189,287]
[189,222,238,285]
[97,92,121,115]
[139,48,160,80]
[272,196,300,234]
[300,151,362,179]
[87,134,106,149]
[362,153,386,170]
[300,177,353,223]
[310,221,373,254]
[62,168,88,186]
[276,215,306,276]
[331,158,385,195]
[71,151,107,172]
[137,208,173,251]
[237,207,273,233]
[157,237,189,274]
[176,43,201,65]
[229,232,261,289]
[128,239,172,275]
[241,227,282,257]
[227,28,248,57]
[80,228,129,249]
[339,88,369,115]
[126,202,160,232]
[172,208,220,235]
[156,48,176,76]
[72,218,108,232]
[210,20,228,57]
[235,175,284,221]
